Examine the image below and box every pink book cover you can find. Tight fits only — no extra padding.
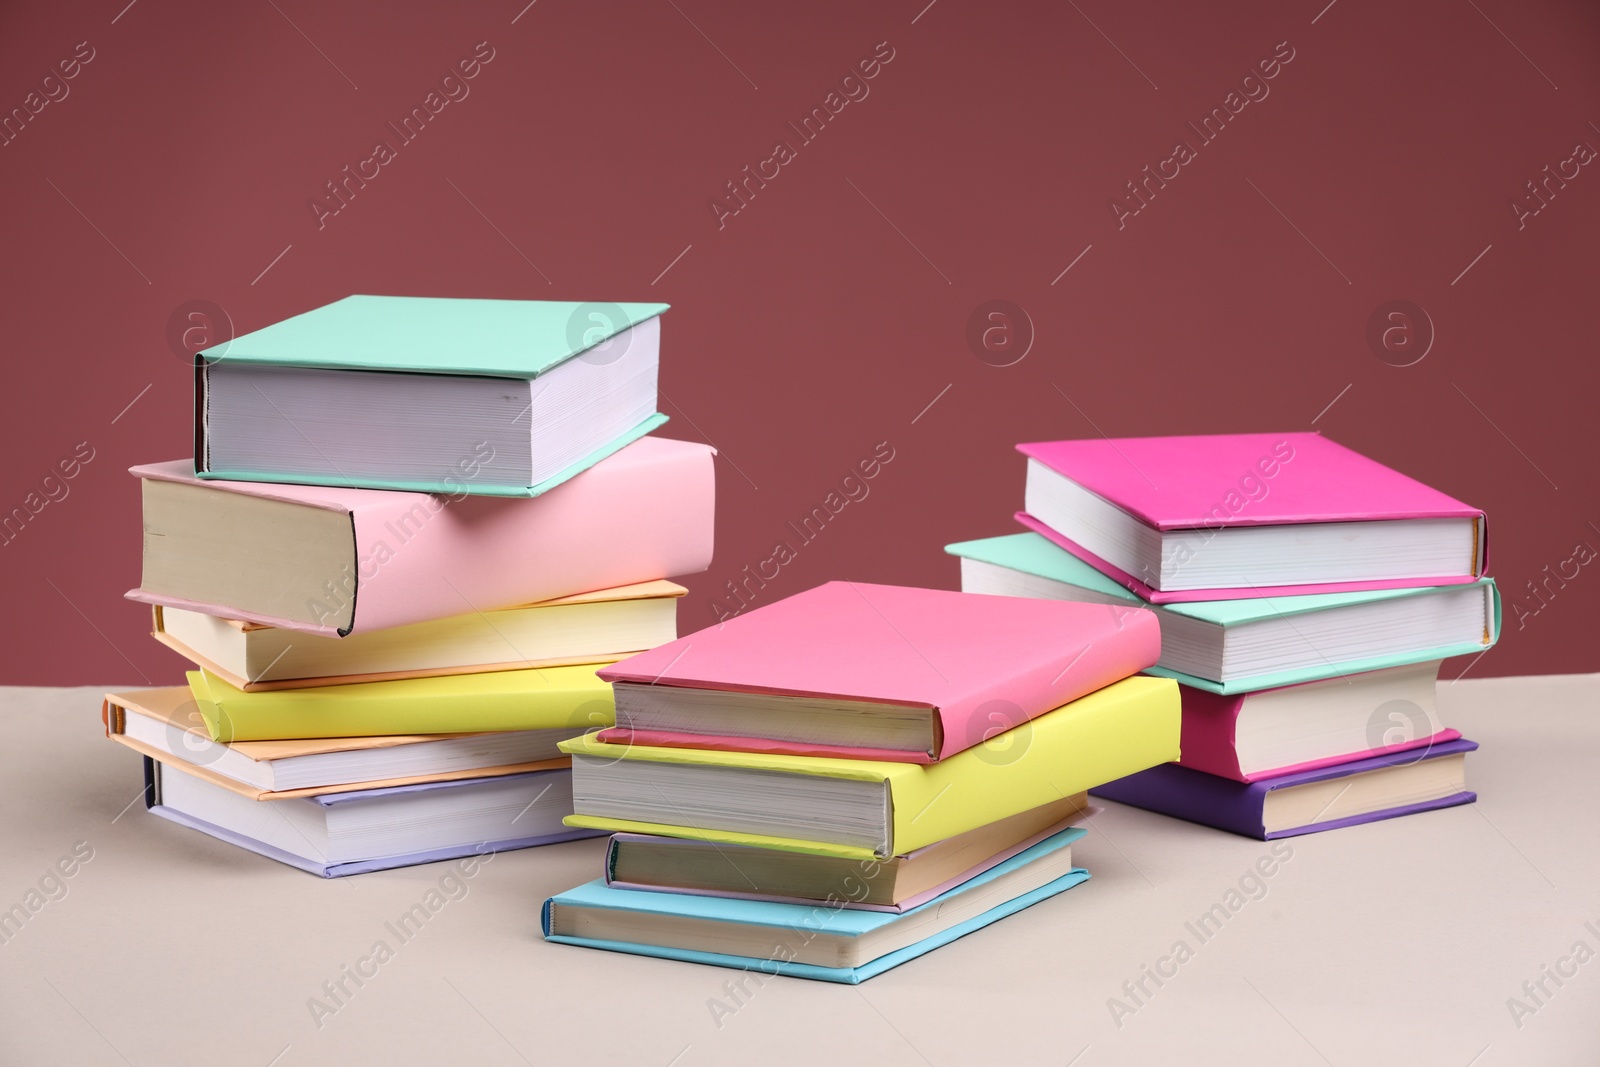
[597,581,1161,762]
[594,727,932,763]
[1016,432,1487,603]
[1177,683,1463,783]
[603,816,1094,913]
[127,436,716,637]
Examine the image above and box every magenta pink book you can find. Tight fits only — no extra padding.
[1176,682,1463,782]
[127,436,716,636]
[1017,432,1487,603]
[597,581,1160,762]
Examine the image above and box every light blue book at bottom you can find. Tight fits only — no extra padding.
[541,827,1089,983]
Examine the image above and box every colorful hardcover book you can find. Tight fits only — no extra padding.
[140,758,598,877]
[562,675,1179,859]
[1016,432,1487,602]
[152,580,684,691]
[126,435,715,637]
[103,686,572,798]
[186,663,615,742]
[1173,661,1460,782]
[605,802,1089,912]
[595,580,1160,762]
[196,295,669,496]
[1091,738,1479,839]
[542,827,1090,983]
[949,532,1499,693]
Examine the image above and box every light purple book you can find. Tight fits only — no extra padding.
[140,757,601,877]
[1090,738,1478,840]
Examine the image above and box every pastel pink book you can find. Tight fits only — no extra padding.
[1017,432,1487,603]
[127,436,716,637]
[597,580,1161,763]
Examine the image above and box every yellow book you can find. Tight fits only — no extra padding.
[188,664,616,742]
[560,675,1178,859]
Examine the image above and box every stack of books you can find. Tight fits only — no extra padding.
[102,295,717,876]
[948,432,1499,840]
[540,581,1181,982]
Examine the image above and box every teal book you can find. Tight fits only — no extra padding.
[541,827,1089,983]
[948,533,1500,694]
[195,295,669,497]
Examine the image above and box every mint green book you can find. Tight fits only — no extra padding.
[947,533,1500,694]
[195,295,669,497]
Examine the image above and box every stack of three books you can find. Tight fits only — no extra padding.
[103,296,718,875]
[949,432,1498,839]
[541,581,1182,982]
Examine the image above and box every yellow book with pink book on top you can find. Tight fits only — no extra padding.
[561,674,1179,860]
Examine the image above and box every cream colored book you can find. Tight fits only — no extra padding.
[606,796,1091,908]
[153,580,683,691]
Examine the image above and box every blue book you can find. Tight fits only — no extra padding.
[947,533,1500,694]
[541,828,1088,983]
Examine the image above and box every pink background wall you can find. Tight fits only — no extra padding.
[2,0,1596,684]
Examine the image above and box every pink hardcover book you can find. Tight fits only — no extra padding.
[596,581,1161,763]
[1176,660,1461,782]
[127,436,716,637]
[1017,432,1487,603]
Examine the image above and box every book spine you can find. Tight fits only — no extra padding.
[1091,764,1267,839]
[193,361,208,473]
[1173,689,1248,780]
[893,679,1181,853]
[932,607,1163,760]
[603,837,621,886]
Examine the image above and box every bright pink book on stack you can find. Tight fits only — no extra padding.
[127,436,716,637]
[596,580,1161,763]
[1016,432,1487,603]
[1176,685,1461,783]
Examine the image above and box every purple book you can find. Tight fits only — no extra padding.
[1090,738,1478,840]
[141,757,601,877]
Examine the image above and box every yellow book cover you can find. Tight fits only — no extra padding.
[189,664,615,741]
[561,675,1179,858]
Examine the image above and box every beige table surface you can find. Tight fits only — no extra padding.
[1,675,1596,1066]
